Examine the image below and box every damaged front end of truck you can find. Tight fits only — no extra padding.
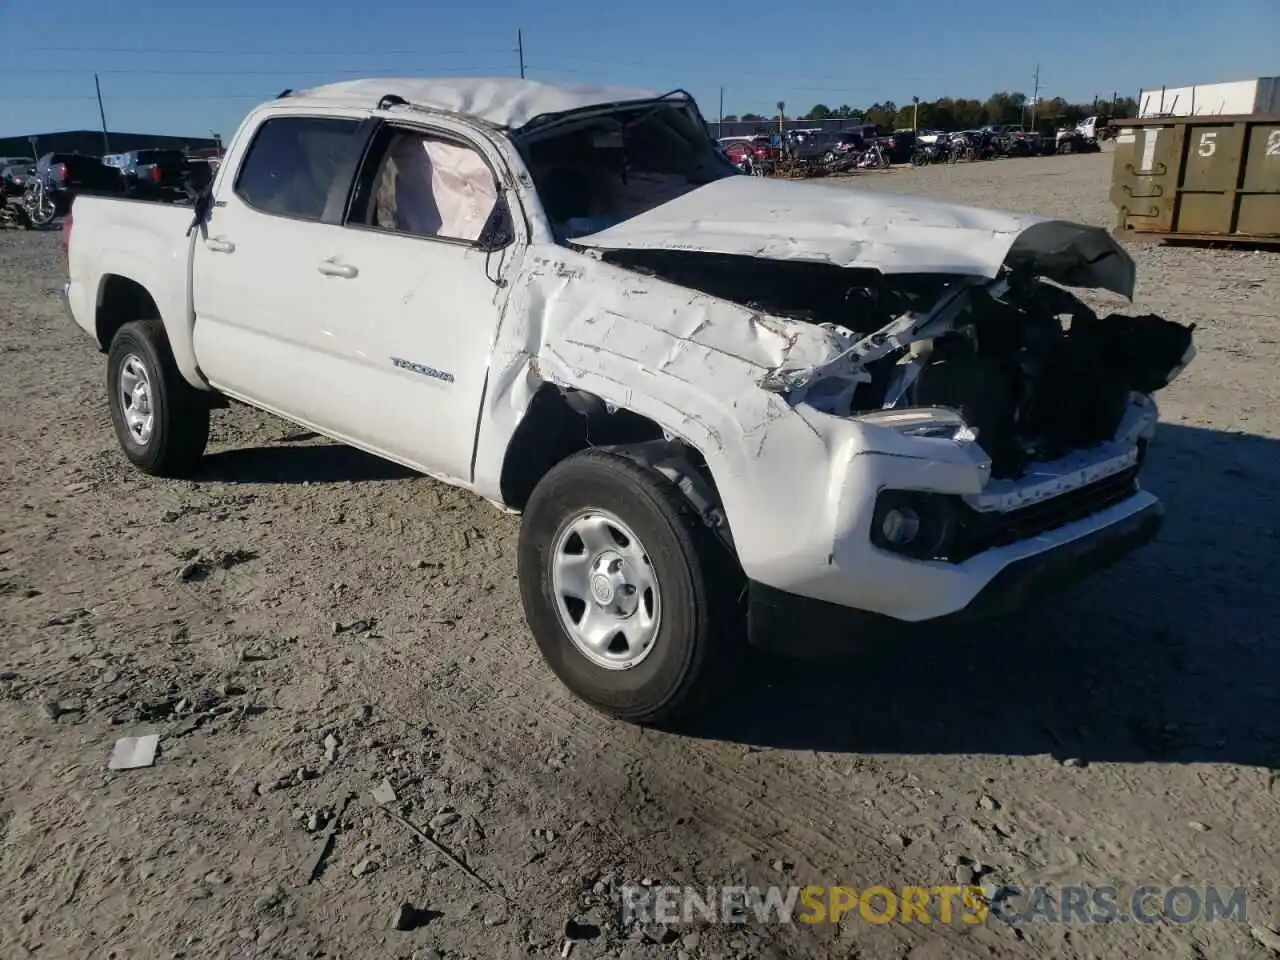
[497,175,1195,627]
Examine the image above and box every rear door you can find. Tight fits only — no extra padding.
[191,112,371,426]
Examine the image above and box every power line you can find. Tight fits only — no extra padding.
[8,46,1001,85]
[1,92,270,102]
[2,80,1023,103]
[0,55,1079,110]
[16,44,504,56]
[14,65,516,77]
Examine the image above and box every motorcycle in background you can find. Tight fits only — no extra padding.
[22,170,57,227]
[862,141,892,169]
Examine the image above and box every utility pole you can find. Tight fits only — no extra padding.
[718,86,724,132]
[1030,63,1040,131]
[912,95,919,131]
[95,73,111,154]
[516,30,525,79]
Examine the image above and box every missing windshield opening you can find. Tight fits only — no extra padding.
[514,102,736,244]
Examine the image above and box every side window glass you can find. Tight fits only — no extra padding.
[234,116,361,221]
[356,129,503,244]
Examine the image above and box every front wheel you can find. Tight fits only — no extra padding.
[106,319,210,477]
[518,450,744,726]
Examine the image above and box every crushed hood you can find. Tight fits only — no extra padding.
[573,176,1136,298]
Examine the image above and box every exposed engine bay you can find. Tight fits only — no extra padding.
[597,249,1196,480]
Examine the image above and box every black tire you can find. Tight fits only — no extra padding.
[106,319,210,477]
[518,449,744,726]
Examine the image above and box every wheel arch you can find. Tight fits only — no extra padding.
[498,384,736,555]
[89,254,207,391]
[96,273,160,352]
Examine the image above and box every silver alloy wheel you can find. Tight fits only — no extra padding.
[551,509,661,670]
[118,354,155,445]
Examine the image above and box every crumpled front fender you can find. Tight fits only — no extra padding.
[469,247,981,586]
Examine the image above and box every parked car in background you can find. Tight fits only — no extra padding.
[38,152,121,189]
[718,138,757,171]
[189,147,225,175]
[1055,126,1102,154]
[183,155,217,192]
[2,159,37,192]
[1076,115,1111,141]
[880,129,917,163]
[119,149,191,197]
[833,131,866,153]
[0,155,36,174]
[717,136,777,173]
[786,128,840,160]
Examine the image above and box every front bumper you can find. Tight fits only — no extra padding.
[954,496,1163,618]
[739,396,1159,623]
[748,496,1164,655]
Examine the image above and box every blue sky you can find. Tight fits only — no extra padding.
[1,0,1276,139]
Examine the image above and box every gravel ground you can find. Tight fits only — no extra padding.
[2,152,1279,960]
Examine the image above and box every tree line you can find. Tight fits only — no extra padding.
[724,91,1140,132]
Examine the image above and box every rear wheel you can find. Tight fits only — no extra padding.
[106,319,210,477]
[518,450,744,726]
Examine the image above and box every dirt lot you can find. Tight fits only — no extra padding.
[2,151,1279,960]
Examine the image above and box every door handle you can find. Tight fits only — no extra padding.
[206,237,235,253]
[317,260,358,279]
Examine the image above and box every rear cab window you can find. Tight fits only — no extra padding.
[233,115,363,221]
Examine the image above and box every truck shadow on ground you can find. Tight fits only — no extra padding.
[195,442,417,484]
[687,423,1280,768]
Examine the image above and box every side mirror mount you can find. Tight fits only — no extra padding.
[475,192,514,252]
[185,179,214,238]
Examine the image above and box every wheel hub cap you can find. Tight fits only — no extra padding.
[551,511,661,671]
[589,570,616,606]
[118,354,155,445]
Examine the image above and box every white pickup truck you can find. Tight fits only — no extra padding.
[62,78,1195,725]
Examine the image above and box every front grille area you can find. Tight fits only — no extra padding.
[943,464,1141,563]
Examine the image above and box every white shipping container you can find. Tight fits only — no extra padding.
[1138,77,1280,117]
